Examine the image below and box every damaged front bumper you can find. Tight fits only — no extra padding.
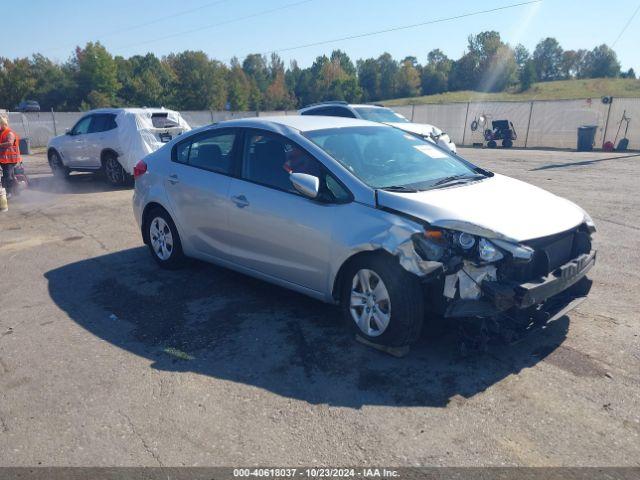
[445,249,596,318]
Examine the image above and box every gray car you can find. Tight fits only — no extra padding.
[133,116,596,349]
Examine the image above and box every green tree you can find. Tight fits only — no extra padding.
[421,49,451,95]
[621,67,636,79]
[533,37,564,81]
[377,53,398,100]
[581,44,621,78]
[227,58,251,111]
[357,58,380,101]
[0,57,36,109]
[165,51,227,110]
[519,59,537,91]
[448,52,478,91]
[117,53,174,107]
[395,58,421,98]
[72,42,121,108]
[242,54,270,92]
[560,49,587,79]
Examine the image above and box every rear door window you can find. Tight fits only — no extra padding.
[89,114,117,133]
[301,107,330,116]
[327,107,356,118]
[172,129,237,175]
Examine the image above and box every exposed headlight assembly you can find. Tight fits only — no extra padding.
[478,238,504,262]
[415,228,504,265]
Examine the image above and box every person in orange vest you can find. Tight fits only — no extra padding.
[0,115,22,197]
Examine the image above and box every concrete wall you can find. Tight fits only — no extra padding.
[7,98,639,151]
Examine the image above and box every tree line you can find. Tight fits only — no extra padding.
[0,31,635,112]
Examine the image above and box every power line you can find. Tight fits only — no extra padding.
[612,2,640,47]
[26,0,232,55]
[113,0,315,52]
[225,0,542,62]
[105,0,232,37]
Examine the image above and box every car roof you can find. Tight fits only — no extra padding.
[300,103,389,112]
[215,115,384,132]
[83,107,179,115]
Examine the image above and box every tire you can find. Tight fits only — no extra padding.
[144,208,185,269]
[487,140,497,148]
[503,139,513,148]
[340,254,425,348]
[48,150,70,180]
[103,153,131,186]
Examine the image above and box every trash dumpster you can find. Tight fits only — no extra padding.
[577,125,597,152]
[19,137,31,155]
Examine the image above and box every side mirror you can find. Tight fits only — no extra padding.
[290,172,319,199]
[65,129,73,135]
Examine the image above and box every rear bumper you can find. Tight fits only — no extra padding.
[445,250,596,318]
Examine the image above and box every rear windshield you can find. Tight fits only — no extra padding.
[151,113,179,128]
[354,107,409,123]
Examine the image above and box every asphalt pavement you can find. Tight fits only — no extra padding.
[0,147,638,466]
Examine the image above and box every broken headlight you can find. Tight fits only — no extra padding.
[414,228,505,268]
[478,238,504,262]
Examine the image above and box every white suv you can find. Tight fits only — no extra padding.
[47,108,190,185]
[299,102,457,153]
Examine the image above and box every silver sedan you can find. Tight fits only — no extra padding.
[133,116,595,349]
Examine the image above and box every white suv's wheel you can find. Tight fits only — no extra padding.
[48,151,70,179]
[103,153,131,186]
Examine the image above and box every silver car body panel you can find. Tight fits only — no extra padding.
[133,116,591,305]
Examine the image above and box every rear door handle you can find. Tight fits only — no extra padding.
[168,174,179,185]
[231,194,249,208]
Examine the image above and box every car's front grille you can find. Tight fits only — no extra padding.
[500,224,592,282]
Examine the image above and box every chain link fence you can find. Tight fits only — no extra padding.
[6,98,638,151]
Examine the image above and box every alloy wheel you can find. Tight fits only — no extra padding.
[149,216,174,261]
[105,157,124,184]
[349,269,391,337]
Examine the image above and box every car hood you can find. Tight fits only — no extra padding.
[376,174,586,242]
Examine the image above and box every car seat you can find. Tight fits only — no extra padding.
[252,140,289,190]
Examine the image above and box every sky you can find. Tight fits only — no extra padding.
[5,0,640,71]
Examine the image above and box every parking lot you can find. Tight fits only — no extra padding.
[0,147,639,466]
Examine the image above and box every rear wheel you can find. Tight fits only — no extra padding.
[48,151,70,180]
[340,254,424,348]
[103,153,131,186]
[487,140,497,148]
[144,208,185,269]
[502,139,513,148]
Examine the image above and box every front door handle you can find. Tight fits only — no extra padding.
[168,174,179,185]
[231,194,249,208]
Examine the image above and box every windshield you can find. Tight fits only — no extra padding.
[305,126,484,190]
[354,107,409,124]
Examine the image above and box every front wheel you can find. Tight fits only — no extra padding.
[103,153,131,186]
[340,254,424,348]
[48,151,70,179]
[144,208,185,269]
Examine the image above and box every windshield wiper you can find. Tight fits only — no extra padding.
[432,174,485,187]
[379,185,419,192]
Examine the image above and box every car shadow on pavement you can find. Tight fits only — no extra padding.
[44,247,569,408]
[28,174,133,195]
[530,152,640,171]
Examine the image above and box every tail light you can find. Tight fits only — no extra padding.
[133,160,147,179]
